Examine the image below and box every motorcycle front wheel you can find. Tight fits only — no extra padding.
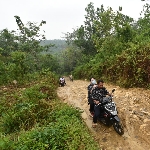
[113,122,124,135]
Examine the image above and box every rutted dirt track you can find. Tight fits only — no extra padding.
[57,78,150,150]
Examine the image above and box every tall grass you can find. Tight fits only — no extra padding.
[0,71,100,150]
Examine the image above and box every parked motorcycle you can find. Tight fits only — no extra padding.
[97,89,124,135]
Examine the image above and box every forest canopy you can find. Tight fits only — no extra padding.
[0,2,150,88]
[63,2,150,88]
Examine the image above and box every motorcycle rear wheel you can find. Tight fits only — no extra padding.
[113,122,124,135]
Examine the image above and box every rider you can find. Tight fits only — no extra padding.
[69,74,73,82]
[87,78,97,117]
[91,79,112,127]
[59,76,66,86]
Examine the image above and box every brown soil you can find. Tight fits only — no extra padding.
[57,78,150,150]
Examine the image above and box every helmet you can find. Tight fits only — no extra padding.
[91,79,97,85]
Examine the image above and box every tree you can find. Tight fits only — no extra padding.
[0,16,57,84]
[0,29,18,56]
[64,3,97,55]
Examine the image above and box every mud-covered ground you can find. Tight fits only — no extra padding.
[57,78,150,150]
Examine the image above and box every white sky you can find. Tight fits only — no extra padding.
[0,0,148,40]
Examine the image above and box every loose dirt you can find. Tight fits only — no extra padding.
[57,78,150,150]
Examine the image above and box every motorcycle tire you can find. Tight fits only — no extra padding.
[113,121,124,135]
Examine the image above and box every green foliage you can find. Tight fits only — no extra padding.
[0,136,14,150]
[0,72,57,134]
[0,16,61,85]
[40,39,68,54]
[11,104,99,150]
[0,71,99,150]
[65,2,97,55]
[10,51,29,79]
[68,3,150,89]
[0,29,18,56]
[106,44,150,88]
[73,42,150,88]
[1,100,53,133]
[56,45,90,74]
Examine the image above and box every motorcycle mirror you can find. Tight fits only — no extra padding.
[112,89,115,93]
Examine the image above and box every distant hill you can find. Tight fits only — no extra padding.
[40,39,67,54]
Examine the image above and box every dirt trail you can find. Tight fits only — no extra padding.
[57,78,150,150]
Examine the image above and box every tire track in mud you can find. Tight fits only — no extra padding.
[57,78,150,150]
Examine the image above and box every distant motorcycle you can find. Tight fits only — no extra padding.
[59,80,66,87]
[97,89,124,135]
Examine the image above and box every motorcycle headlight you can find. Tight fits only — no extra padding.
[111,111,117,115]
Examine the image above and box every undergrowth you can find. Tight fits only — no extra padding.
[73,43,150,89]
[0,71,100,150]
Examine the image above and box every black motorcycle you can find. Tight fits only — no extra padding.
[98,89,124,135]
[59,80,66,87]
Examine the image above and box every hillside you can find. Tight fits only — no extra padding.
[57,77,150,150]
[0,73,99,150]
[40,39,67,54]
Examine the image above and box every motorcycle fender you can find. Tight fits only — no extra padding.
[114,116,120,122]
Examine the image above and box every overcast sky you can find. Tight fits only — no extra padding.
[0,0,148,40]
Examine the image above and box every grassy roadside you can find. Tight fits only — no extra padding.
[0,72,100,150]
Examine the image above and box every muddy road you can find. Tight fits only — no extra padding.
[57,78,150,150]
